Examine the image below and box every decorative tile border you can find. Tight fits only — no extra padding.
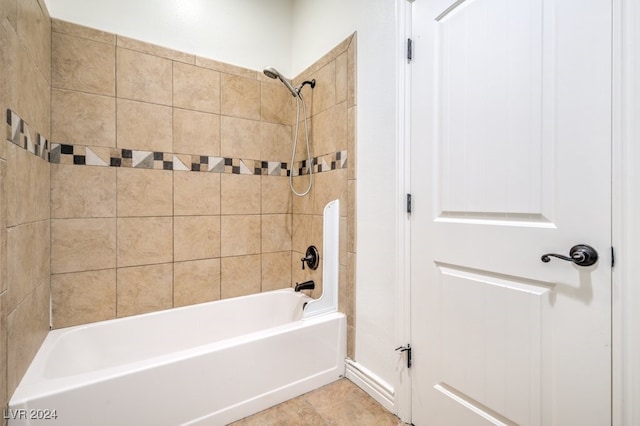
[50,143,347,176]
[5,109,348,176]
[5,109,50,161]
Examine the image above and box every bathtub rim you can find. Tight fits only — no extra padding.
[50,287,311,334]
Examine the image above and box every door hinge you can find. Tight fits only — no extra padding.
[395,344,412,368]
[407,38,413,62]
[611,246,615,268]
[406,193,412,214]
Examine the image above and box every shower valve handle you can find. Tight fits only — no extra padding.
[301,246,319,270]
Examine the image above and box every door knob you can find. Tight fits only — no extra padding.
[541,244,598,267]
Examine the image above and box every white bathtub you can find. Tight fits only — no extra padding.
[9,289,347,425]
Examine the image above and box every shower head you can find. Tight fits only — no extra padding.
[263,66,280,80]
[263,66,298,97]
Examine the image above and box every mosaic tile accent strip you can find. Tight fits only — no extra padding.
[50,143,348,177]
[6,109,348,176]
[5,109,50,161]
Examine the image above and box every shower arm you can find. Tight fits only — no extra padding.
[295,79,316,95]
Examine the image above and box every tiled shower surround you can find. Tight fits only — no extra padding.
[47,21,356,337]
[0,0,357,414]
[0,0,356,412]
[46,22,356,333]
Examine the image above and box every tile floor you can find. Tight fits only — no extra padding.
[229,378,405,425]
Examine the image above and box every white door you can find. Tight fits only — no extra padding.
[410,0,612,425]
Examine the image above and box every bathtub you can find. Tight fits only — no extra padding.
[8,288,347,425]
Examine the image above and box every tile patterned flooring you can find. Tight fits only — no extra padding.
[230,379,405,425]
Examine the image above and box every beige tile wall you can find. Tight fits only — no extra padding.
[48,20,300,329]
[0,0,52,416]
[47,21,357,359]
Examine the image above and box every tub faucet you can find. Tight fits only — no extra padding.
[295,280,315,292]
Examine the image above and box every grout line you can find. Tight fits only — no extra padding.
[170,59,175,309]
[114,43,119,320]
[48,8,55,329]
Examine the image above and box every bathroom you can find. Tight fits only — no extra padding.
[1,0,362,422]
[1,0,640,425]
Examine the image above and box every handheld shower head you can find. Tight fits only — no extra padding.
[263,66,298,97]
[263,66,316,197]
[263,67,280,80]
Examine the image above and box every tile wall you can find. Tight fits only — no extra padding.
[48,20,292,327]
[0,7,357,412]
[48,17,357,357]
[0,0,52,418]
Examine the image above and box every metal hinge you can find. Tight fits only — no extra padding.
[611,246,615,268]
[406,193,412,214]
[395,344,412,368]
[407,38,413,62]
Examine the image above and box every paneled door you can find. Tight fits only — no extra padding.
[410,0,612,424]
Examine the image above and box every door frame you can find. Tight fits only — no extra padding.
[393,0,413,422]
[394,0,640,424]
[611,0,640,423]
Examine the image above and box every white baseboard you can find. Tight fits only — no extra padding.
[344,358,395,414]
